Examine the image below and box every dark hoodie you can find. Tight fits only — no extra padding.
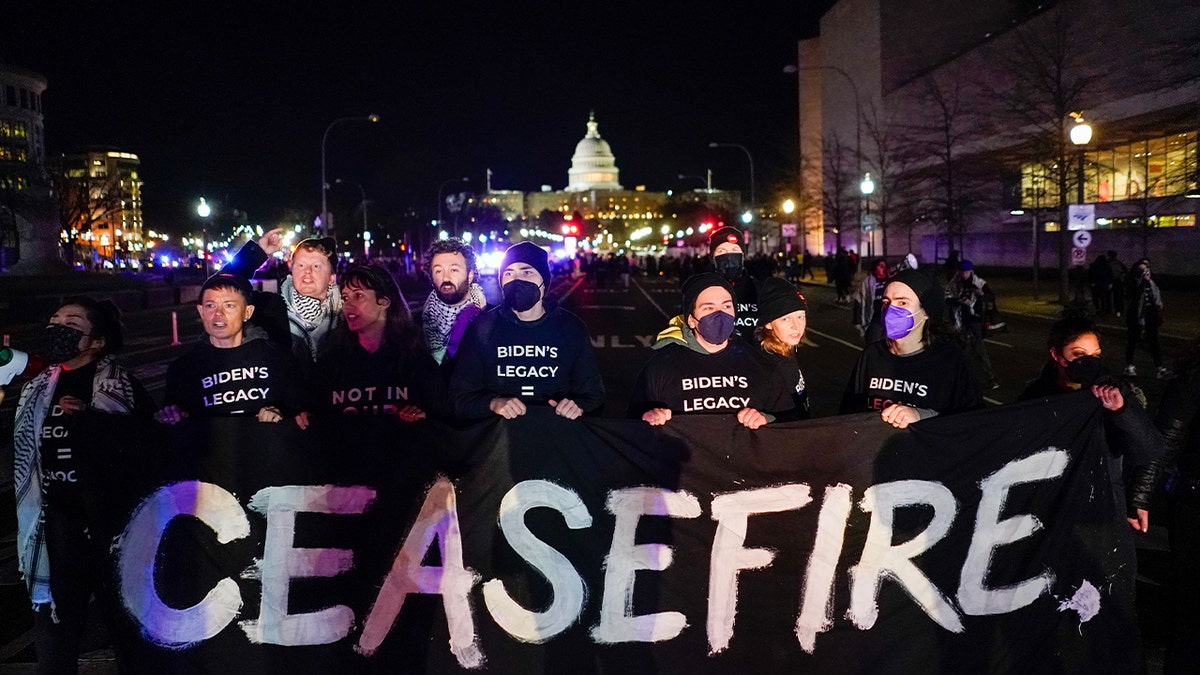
[627,316,793,420]
[164,325,306,417]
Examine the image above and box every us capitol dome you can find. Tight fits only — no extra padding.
[565,111,622,192]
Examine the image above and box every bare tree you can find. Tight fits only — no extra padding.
[56,164,124,265]
[862,103,923,258]
[904,74,992,266]
[821,134,855,252]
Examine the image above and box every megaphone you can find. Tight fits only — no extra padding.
[1,347,44,386]
[889,253,919,276]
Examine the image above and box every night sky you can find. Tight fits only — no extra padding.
[6,2,833,234]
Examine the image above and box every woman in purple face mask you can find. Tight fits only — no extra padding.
[839,269,983,427]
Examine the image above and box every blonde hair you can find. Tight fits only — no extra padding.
[756,323,794,357]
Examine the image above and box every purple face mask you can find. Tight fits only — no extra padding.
[883,304,922,340]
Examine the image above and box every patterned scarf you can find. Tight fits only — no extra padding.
[288,281,332,326]
[422,283,487,358]
[12,354,138,607]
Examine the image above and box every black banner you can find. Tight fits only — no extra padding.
[102,392,1137,673]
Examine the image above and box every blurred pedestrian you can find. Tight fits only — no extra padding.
[1123,258,1167,378]
[852,258,889,344]
[948,260,999,390]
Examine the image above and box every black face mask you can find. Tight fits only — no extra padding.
[40,324,87,364]
[1065,355,1103,386]
[503,279,542,313]
[714,253,744,281]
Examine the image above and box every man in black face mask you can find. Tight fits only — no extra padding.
[628,273,793,428]
[450,242,605,421]
[708,226,761,343]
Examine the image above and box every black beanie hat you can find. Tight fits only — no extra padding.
[708,227,744,257]
[757,276,808,325]
[887,269,944,324]
[681,272,736,317]
[501,242,551,284]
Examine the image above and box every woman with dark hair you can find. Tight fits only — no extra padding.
[756,276,810,418]
[840,269,982,428]
[313,264,448,421]
[12,296,154,672]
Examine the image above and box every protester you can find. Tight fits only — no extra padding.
[450,242,605,421]
[852,258,889,344]
[12,297,154,672]
[832,248,852,305]
[1016,313,1163,533]
[948,260,999,390]
[629,272,794,428]
[1123,258,1168,378]
[840,269,982,427]
[755,276,810,418]
[225,233,343,363]
[1016,314,1165,664]
[708,226,761,342]
[157,273,305,424]
[314,264,448,420]
[420,238,488,372]
[1152,336,1200,672]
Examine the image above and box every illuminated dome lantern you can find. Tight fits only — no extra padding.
[565,111,622,192]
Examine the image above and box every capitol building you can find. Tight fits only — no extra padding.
[466,112,740,230]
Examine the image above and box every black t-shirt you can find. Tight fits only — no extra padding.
[628,338,794,418]
[39,362,97,513]
[840,340,983,415]
[165,336,306,417]
[732,274,760,344]
[450,306,606,421]
[314,340,449,418]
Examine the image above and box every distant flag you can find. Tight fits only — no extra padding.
[486,168,492,192]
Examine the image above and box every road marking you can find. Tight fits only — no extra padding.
[984,396,1003,406]
[556,276,587,304]
[805,328,863,352]
[579,305,637,310]
[983,338,1013,347]
[633,279,672,320]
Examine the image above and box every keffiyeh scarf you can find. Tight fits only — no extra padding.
[13,354,137,607]
[422,283,487,359]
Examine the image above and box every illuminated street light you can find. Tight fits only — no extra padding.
[860,173,875,196]
[196,197,211,218]
[782,198,795,215]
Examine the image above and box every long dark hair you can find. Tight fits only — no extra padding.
[335,264,421,351]
[58,295,124,356]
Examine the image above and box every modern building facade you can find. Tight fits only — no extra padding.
[797,0,1200,273]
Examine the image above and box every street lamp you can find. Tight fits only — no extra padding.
[708,142,755,213]
[860,172,876,256]
[437,176,470,236]
[677,170,713,191]
[335,179,369,260]
[321,114,380,238]
[1067,112,1093,302]
[196,197,211,276]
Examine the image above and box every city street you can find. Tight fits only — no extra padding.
[0,271,1189,670]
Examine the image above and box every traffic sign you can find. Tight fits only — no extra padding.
[781,223,797,238]
[861,213,878,232]
[1068,204,1095,230]
[1072,230,1092,248]
[1071,246,1088,265]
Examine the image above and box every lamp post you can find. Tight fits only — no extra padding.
[708,142,755,213]
[859,172,875,257]
[321,114,379,238]
[196,197,211,276]
[335,179,369,261]
[437,176,470,237]
[677,171,713,191]
[1067,112,1093,303]
[782,198,796,255]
